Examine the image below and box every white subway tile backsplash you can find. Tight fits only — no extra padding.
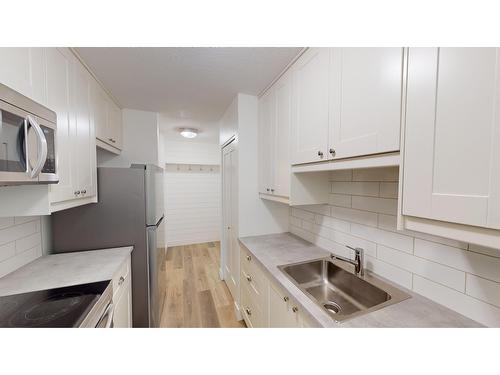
[413,275,500,327]
[328,193,352,208]
[289,166,500,326]
[330,206,378,227]
[332,181,379,197]
[377,245,465,291]
[414,239,500,283]
[0,217,42,278]
[351,223,414,254]
[365,255,413,289]
[352,196,398,215]
[330,169,352,182]
[466,274,500,308]
[379,182,398,198]
[352,167,399,182]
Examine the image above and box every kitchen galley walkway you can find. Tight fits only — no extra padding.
[160,242,246,328]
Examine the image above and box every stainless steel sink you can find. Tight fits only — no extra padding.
[279,257,410,322]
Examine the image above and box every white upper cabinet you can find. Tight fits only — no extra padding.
[107,100,123,150]
[273,71,292,197]
[329,48,403,159]
[258,88,275,194]
[291,48,330,165]
[403,47,500,230]
[46,48,75,204]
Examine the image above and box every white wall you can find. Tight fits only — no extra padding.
[98,108,160,167]
[290,166,500,327]
[236,94,289,237]
[0,216,43,277]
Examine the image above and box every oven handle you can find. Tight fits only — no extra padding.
[97,302,114,328]
[26,115,47,178]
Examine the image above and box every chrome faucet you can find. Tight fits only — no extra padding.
[330,245,365,276]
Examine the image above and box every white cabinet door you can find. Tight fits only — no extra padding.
[258,88,275,194]
[113,277,132,328]
[92,82,108,142]
[291,48,330,165]
[403,47,500,229]
[107,101,123,150]
[329,48,403,159]
[273,71,292,197]
[72,63,95,199]
[269,282,301,328]
[47,48,76,203]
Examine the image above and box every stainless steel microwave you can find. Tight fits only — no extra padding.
[0,83,58,185]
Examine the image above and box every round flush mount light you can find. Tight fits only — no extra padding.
[180,128,198,139]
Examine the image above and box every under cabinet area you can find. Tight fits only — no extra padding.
[239,245,314,328]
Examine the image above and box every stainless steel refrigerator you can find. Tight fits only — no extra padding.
[51,164,166,328]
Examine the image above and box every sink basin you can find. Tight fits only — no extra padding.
[279,258,410,322]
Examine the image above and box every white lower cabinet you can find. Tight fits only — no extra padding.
[112,257,133,328]
[239,245,314,328]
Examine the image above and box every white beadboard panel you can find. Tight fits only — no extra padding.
[330,206,378,227]
[0,217,42,278]
[332,181,379,197]
[165,167,220,247]
[330,169,352,182]
[413,275,500,327]
[466,274,500,308]
[351,223,414,254]
[377,245,466,291]
[364,255,413,289]
[414,239,500,283]
[379,182,398,198]
[352,167,399,182]
[351,196,398,215]
[289,166,500,325]
[328,193,352,208]
[163,140,220,165]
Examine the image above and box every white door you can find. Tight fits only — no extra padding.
[291,48,330,165]
[92,82,108,142]
[221,141,239,301]
[403,47,500,229]
[47,48,75,203]
[329,48,403,159]
[107,102,123,150]
[273,71,292,197]
[258,88,275,194]
[113,278,132,328]
[269,282,301,328]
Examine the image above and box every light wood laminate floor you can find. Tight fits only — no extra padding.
[160,241,246,328]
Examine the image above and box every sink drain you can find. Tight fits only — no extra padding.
[323,302,341,314]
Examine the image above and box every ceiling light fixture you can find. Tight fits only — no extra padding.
[180,128,198,139]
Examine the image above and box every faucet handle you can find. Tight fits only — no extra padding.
[346,245,364,255]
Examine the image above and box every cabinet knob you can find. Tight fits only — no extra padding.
[292,306,298,313]
[118,276,125,285]
[270,188,274,193]
[283,296,289,302]
[317,150,324,158]
[329,148,336,156]
[246,255,252,261]
[75,190,81,195]
[82,189,87,194]
[266,188,270,192]
[246,275,252,282]
[245,307,252,316]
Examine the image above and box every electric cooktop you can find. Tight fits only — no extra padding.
[0,280,110,328]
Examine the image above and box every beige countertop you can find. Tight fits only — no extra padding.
[0,247,133,297]
[239,233,482,328]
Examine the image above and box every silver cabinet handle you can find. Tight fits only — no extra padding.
[317,150,323,158]
[292,306,298,313]
[329,148,336,156]
[82,189,87,194]
[26,115,47,178]
[270,188,274,193]
[246,255,251,261]
[246,275,252,282]
[118,276,125,286]
[245,307,252,316]
[283,296,289,302]
[266,188,270,192]
[75,190,81,195]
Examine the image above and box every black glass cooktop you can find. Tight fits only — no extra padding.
[0,280,110,328]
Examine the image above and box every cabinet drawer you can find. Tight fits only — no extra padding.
[112,257,130,297]
[241,280,266,328]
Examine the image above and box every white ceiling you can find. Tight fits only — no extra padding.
[76,47,302,139]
